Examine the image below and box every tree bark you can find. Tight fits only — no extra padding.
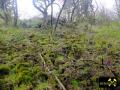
[13,0,18,27]
[51,3,53,27]
[54,0,67,32]
[43,9,48,26]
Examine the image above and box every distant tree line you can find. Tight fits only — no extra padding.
[0,0,120,29]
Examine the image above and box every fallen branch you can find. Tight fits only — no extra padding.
[39,53,66,90]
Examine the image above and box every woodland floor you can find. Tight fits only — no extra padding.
[0,23,120,90]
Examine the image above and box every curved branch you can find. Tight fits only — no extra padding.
[52,3,61,10]
[32,0,44,14]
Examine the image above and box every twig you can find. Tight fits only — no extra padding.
[39,53,66,90]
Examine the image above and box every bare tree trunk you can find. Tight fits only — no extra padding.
[54,0,67,32]
[43,10,48,28]
[13,0,18,27]
[51,3,53,27]
[71,7,76,22]
[4,14,8,25]
[3,10,9,25]
[3,4,9,25]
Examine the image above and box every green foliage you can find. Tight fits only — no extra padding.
[35,82,49,90]
[16,71,33,84]
[0,79,14,90]
[71,79,79,87]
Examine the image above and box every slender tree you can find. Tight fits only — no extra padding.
[13,0,18,27]
[51,1,53,27]
[54,0,67,32]
[115,0,120,19]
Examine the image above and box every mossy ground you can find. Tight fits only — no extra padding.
[0,23,120,90]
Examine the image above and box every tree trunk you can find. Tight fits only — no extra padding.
[13,0,18,27]
[4,11,9,25]
[3,4,9,26]
[71,7,76,22]
[54,0,67,32]
[43,10,48,28]
[51,3,53,27]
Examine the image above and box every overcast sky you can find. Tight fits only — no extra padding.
[17,0,115,20]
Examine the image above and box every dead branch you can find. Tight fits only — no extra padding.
[39,53,66,90]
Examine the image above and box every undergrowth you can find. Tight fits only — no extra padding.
[0,24,120,90]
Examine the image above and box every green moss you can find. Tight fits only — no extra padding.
[0,79,14,90]
[0,24,120,89]
[15,71,33,85]
[35,82,49,90]
[14,84,28,90]
[72,80,79,87]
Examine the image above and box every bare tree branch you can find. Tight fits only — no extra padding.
[33,0,44,14]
